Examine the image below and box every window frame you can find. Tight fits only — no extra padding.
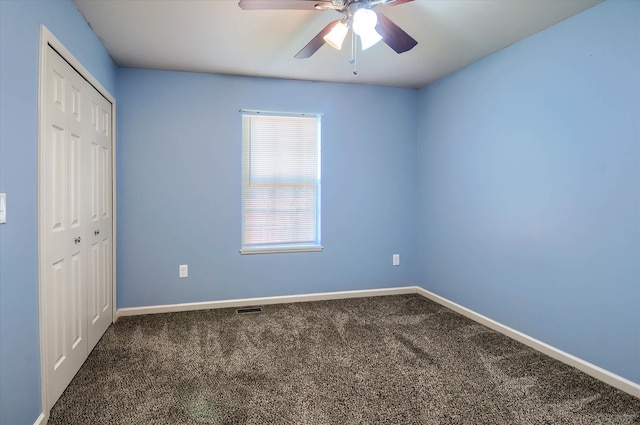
[240,109,322,255]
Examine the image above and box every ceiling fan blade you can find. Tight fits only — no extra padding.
[238,0,334,10]
[295,20,340,59]
[375,12,418,54]
[388,0,414,6]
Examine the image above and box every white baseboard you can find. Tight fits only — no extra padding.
[33,412,46,425]
[116,286,417,318]
[115,285,639,399]
[414,286,640,399]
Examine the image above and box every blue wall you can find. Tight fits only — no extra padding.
[116,69,419,307]
[0,1,116,423]
[416,0,640,384]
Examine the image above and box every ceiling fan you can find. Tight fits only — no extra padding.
[238,0,417,59]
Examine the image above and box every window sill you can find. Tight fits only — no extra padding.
[240,245,323,255]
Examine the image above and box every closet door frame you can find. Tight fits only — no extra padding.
[37,25,117,420]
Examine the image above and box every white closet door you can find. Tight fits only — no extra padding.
[43,45,89,406]
[86,82,113,351]
[42,45,113,408]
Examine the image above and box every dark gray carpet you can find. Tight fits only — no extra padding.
[49,294,640,424]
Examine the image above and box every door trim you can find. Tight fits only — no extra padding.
[37,25,117,420]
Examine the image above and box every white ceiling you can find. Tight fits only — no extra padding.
[73,0,601,89]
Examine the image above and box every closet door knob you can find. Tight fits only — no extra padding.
[94,229,100,236]
[74,237,81,244]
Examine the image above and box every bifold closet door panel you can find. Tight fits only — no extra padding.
[42,45,89,406]
[85,80,113,352]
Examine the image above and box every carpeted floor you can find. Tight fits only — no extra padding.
[49,294,640,424]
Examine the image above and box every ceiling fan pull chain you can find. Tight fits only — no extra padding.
[350,29,358,75]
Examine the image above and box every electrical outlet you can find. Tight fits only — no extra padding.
[179,264,188,278]
[0,193,6,224]
[393,254,400,266]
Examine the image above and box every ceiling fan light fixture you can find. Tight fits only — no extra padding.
[352,8,377,36]
[359,29,383,50]
[352,8,382,50]
[323,21,349,50]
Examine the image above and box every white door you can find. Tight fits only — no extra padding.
[41,44,113,408]
[86,79,113,351]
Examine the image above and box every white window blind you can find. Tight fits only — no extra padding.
[241,111,322,254]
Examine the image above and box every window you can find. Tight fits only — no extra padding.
[241,110,322,254]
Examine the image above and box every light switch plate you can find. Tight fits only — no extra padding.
[393,254,400,266]
[0,193,6,224]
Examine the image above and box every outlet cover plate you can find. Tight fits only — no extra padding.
[179,264,188,278]
[0,193,6,224]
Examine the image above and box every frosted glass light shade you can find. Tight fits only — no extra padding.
[352,8,377,36]
[323,21,349,50]
[359,30,382,50]
[352,8,382,50]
